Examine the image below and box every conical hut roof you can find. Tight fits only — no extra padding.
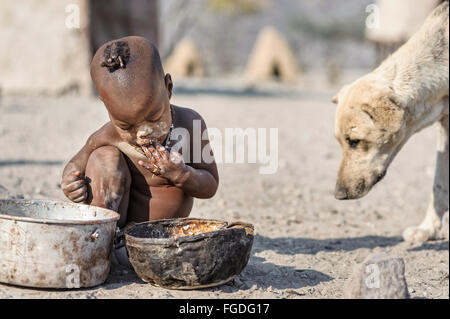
[164,38,205,78]
[245,27,300,83]
[365,0,441,43]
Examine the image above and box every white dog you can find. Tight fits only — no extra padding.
[333,2,449,243]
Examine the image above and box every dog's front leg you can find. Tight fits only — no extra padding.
[403,115,449,243]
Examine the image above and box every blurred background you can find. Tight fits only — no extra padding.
[0,0,442,96]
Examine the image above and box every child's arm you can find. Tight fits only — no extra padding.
[172,164,219,199]
[140,144,218,199]
[61,123,116,202]
[138,113,219,199]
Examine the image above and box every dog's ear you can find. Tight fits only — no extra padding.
[332,84,350,104]
[361,94,405,132]
[331,93,339,104]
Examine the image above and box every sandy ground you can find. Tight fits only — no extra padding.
[0,78,448,299]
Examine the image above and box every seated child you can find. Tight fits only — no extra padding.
[61,36,219,265]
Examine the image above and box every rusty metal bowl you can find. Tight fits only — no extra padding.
[125,218,254,289]
[0,199,120,288]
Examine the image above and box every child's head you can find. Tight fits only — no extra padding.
[91,36,173,147]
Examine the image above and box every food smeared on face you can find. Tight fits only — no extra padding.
[91,36,174,150]
[109,105,172,148]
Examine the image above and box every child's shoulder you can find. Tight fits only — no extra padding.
[172,104,203,120]
[172,105,207,131]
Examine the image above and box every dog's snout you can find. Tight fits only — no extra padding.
[334,184,349,200]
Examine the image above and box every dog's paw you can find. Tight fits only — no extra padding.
[439,212,449,241]
[402,226,435,243]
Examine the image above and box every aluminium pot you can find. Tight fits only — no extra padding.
[0,199,119,288]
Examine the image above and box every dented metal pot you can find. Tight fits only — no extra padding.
[0,199,119,288]
[125,218,254,290]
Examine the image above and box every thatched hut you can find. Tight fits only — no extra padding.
[244,27,300,83]
[163,38,205,78]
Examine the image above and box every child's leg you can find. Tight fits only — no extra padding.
[85,146,133,268]
[85,146,131,228]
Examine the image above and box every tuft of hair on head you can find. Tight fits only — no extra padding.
[100,41,131,73]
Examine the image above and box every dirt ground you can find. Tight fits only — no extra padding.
[0,77,448,299]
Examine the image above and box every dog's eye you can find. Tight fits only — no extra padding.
[346,137,361,148]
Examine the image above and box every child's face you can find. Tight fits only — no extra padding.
[102,75,173,147]
[111,103,172,147]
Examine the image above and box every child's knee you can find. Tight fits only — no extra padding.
[88,146,122,166]
[86,146,131,190]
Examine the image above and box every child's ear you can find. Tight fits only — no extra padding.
[165,73,173,100]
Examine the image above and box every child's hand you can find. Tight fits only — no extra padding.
[138,143,188,182]
[61,171,87,203]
